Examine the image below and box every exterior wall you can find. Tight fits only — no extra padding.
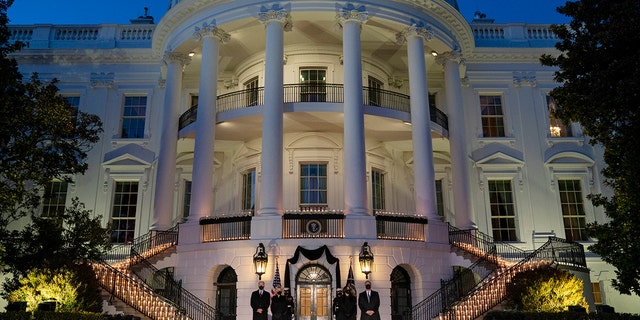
[7,0,639,315]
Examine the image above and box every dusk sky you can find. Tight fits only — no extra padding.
[7,0,571,25]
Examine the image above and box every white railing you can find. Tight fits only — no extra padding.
[8,24,155,49]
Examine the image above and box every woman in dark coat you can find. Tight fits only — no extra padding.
[337,286,357,320]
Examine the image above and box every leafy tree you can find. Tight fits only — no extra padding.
[0,0,102,229]
[505,268,588,312]
[0,0,107,310]
[1,199,111,309]
[540,0,640,296]
[8,267,99,312]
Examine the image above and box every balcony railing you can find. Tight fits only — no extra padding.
[282,209,345,238]
[200,213,252,242]
[178,84,449,132]
[375,212,428,241]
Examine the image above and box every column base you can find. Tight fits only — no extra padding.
[251,214,283,240]
[178,219,201,245]
[427,220,449,244]
[344,214,377,239]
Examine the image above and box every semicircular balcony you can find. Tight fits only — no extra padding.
[178,83,449,139]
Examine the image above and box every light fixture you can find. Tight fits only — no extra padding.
[253,243,268,280]
[430,50,438,57]
[359,242,374,279]
[188,52,195,57]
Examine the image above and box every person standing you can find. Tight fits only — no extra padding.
[284,287,295,319]
[358,280,380,320]
[271,285,288,320]
[337,286,357,320]
[251,280,271,320]
[333,288,343,318]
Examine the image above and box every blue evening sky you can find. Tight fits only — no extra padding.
[7,0,571,25]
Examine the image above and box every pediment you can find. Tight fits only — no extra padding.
[545,151,594,167]
[103,144,154,168]
[473,151,524,168]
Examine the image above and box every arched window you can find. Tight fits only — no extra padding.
[390,266,411,320]
[216,266,238,320]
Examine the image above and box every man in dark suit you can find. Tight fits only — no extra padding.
[358,280,380,320]
[250,280,271,320]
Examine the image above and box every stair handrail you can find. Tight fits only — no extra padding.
[102,225,179,266]
[129,249,220,320]
[406,226,588,320]
[444,237,561,319]
[449,225,530,263]
[92,260,185,320]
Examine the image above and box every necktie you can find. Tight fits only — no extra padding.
[367,291,370,302]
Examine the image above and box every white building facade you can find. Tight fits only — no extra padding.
[8,0,640,318]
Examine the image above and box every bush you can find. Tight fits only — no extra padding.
[485,310,640,320]
[505,267,588,312]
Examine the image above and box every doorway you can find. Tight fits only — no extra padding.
[296,264,332,320]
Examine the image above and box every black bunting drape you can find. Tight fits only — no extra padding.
[284,245,340,290]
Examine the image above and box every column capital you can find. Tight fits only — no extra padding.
[193,21,230,43]
[258,6,293,31]
[396,22,434,44]
[336,4,368,27]
[435,50,464,66]
[163,51,191,67]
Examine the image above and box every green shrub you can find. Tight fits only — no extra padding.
[485,310,640,320]
[505,267,588,312]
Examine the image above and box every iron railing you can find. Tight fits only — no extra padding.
[177,84,449,132]
[375,213,428,241]
[200,213,253,242]
[92,261,188,320]
[282,210,345,238]
[130,250,221,320]
[406,225,588,320]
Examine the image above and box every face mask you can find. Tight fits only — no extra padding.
[365,285,371,290]
[259,286,264,290]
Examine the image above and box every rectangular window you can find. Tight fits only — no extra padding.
[299,69,327,102]
[559,179,587,241]
[371,169,385,213]
[190,95,199,107]
[489,180,518,241]
[367,76,383,106]
[183,180,192,219]
[65,96,80,121]
[300,163,327,208]
[244,77,259,106]
[435,179,445,217]
[547,95,573,137]
[42,181,68,217]
[480,95,506,137]
[242,169,256,213]
[592,282,603,305]
[111,181,138,243]
[121,96,147,139]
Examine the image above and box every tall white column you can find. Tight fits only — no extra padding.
[257,8,291,216]
[339,7,368,216]
[438,52,475,229]
[398,25,439,221]
[190,24,229,221]
[151,52,190,230]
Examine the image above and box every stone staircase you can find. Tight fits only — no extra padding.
[93,226,219,320]
[407,225,588,320]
